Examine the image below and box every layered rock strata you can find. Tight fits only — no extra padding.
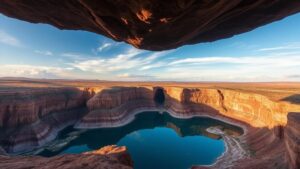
[0,87,94,153]
[0,145,133,169]
[76,86,300,169]
[1,1,300,50]
[76,87,157,128]
[0,86,299,168]
[285,113,300,169]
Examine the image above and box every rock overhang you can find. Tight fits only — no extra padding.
[0,0,300,51]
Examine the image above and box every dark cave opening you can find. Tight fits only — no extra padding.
[154,88,165,105]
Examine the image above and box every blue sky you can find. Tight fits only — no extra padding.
[0,12,300,81]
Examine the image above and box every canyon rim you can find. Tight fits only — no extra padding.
[0,1,300,169]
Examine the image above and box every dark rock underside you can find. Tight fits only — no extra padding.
[0,0,300,50]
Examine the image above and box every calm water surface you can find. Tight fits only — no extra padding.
[39,112,243,169]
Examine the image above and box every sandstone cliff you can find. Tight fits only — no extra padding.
[0,86,299,168]
[77,86,300,169]
[0,87,94,153]
[76,87,156,128]
[0,87,93,128]
[0,145,133,169]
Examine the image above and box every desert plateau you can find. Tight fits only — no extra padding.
[0,1,300,169]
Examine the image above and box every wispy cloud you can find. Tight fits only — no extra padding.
[0,30,21,47]
[69,47,170,73]
[168,55,300,67]
[34,50,53,56]
[92,41,123,54]
[117,73,155,80]
[97,42,112,52]
[258,43,300,51]
[0,64,74,79]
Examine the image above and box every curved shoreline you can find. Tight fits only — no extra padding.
[75,108,248,168]
[4,107,248,169]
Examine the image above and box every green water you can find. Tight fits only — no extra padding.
[39,112,243,169]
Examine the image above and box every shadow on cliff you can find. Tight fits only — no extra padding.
[1,86,299,169]
[0,86,95,153]
[158,87,299,169]
[281,94,300,104]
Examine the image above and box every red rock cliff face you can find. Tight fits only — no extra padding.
[0,1,300,50]
[80,86,300,169]
[163,87,300,169]
[1,86,299,168]
[0,87,92,128]
[77,87,156,128]
[0,145,133,169]
[285,113,300,169]
[0,87,94,153]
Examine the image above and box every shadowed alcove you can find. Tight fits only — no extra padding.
[154,88,165,105]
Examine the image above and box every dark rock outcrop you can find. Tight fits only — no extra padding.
[0,0,300,50]
[0,145,133,169]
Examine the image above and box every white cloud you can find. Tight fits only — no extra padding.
[0,64,74,79]
[0,30,21,47]
[34,50,53,56]
[153,53,300,82]
[117,73,155,80]
[70,47,159,73]
[258,43,300,51]
[168,55,300,68]
[61,52,88,60]
[97,42,112,52]
[93,41,124,54]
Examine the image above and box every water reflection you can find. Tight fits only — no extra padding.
[38,112,243,169]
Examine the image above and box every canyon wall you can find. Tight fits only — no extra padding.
[0,87,93,128]
[285,113,300,169]
[0,145,133,169]
[0,86,299,168]
[0,87,94,153]
[76,87,156,128]
[77,86,300,169]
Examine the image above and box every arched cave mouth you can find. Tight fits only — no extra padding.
[154,88,165,105]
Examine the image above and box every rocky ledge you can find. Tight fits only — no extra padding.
[0,145,133,169]
[0,86,299,169]
[0,1,300,50]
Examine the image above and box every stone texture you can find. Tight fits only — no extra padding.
[285,113,300,169]
[0,85,300,168]
[0,87,94,153]
[79,86,300,169]
[0,87,93,128]
[76,87,156,128]
[0,0,300,50]
[0,145,133,169]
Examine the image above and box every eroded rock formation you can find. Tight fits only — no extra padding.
[75,86,300,169]
[0,87,94,152]
[0,86,299,168]
[77,87,156,128]
[0,145,133,169]
[0,0,300,50]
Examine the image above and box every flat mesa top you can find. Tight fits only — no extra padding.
[0,78,299,102]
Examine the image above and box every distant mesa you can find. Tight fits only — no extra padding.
[0,1,300,50]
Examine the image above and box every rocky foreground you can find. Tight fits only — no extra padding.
[0,1,300,50]
[0,80,299,169]
[0,145,133,169]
